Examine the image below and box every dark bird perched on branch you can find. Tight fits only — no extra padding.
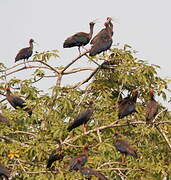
[63,20,96,54]
[46,142,64,168]
[118,89,138,119]
[80,167,108,180]
[6,88,32,116]
[0,113,11,127]
[0,163,10,180]
[68,145,89,171]
[67,101,94,132]
[145,90,158,124]
[15,39,35,64]
[113,132,138,160]
[89,17,113,56]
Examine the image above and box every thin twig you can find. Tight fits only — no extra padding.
[152,108,167,123]
[155,125,171,151]
[10,131,37,137]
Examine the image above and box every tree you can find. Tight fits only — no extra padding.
[0,45,171,179]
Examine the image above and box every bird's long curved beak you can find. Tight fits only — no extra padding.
[92,18,100,23]
[34,41,39,45]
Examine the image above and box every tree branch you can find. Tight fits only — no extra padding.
[155,125,171,151]
[61,50,89,73]
[62,120,145,144]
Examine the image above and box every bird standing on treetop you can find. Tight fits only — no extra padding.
[68,145,89,171]
[67,101,94,132]
[15,39,35,66]
[63,20,96,54]
[0,163,10,180]
[118,89,138,119]
[6,88,32,116]
[145,90,159,124]
[89,17,113,56]
[46,142,64,168]
[113,132,138,161]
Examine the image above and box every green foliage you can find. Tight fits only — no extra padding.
[0,45,171,179]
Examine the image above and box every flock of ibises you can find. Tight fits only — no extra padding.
[0,17,159,179]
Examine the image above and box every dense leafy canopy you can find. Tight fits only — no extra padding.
[0,45,171,179]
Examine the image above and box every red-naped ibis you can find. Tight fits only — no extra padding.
[113,132,138,161]
[67,101,94,132]
[0,163,10,180]
[146,90,158,124]
[46,143,64,168]
[15,39,34,65]
[89,17,113,56]
[63,21,96,54]
[118,90,138,119]
[68,145,89,171]
[0,113,11,127]
[6,88,32,116]
[80,167,108,180]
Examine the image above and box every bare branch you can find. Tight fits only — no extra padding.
[62,120,146,144]
[152,108,167,123]
[155,125,171,151]
[64,67,95,75]
[9,131,37,137]
[61,50,89,73]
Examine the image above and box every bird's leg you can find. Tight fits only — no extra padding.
[121,154,126,163]
[126,120,130,126]
[83,124,87,134]
[78,47,81,55]
[24,59,27,68]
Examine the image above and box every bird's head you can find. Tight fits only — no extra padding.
[6,88,11,92]
[131,89,138,94]
[106,17,112,22]
[149,89,155,94]
[113,131,121,138]
[89,22,95,26]
[29,39,34,43]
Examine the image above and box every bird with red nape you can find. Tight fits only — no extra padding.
[15,39,35,66]
[68,145,89,171]
[89,17,113,56]
[118,89,138,119]
[63,20,96,54]
[145,90,159,124]
[113,132,138,162]
[6,88,32,116]
[67,101,94,132]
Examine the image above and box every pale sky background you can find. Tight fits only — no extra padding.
[0,0,171,107]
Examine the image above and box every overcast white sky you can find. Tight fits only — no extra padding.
[0,0,171,106]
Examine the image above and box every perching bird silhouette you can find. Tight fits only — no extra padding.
[63,20,96,54]
[46,142,64,168]
[67,101,94,132]
[113,132,138,160]
[145,90,158,124]
[79,167,108,180]
[6,88,32,116]
[15,39,35,66]
[68,145,89,171]
[89,17,113,56]
[0,163,10,180]
[118,89,138,119]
